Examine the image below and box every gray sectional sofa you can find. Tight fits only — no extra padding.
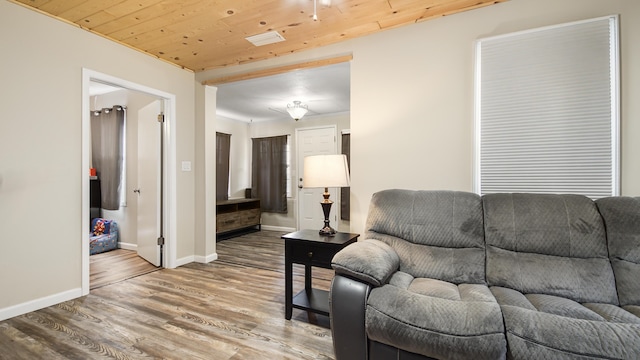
[329,190,640,360]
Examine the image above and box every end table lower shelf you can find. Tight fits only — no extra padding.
[293,288,330,316]
[282,229,359,320]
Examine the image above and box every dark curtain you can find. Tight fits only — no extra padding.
[91,106,125,210]
[341,133,351,220]
[251,135,288,213]
[216,132,231,201]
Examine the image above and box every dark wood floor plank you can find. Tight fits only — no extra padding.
[1,230,336,359]
[0,323,67,360]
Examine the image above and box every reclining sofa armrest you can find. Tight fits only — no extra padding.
[330,274,371,360]
[331,239,400,287]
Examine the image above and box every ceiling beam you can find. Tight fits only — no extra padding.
[201,55,353,86]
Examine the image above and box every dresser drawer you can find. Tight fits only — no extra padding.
[290,244,335,267]
[216,208,260,233]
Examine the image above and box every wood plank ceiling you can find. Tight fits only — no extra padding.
[13,0,507,72]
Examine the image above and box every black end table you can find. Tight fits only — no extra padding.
[282,229,359,320]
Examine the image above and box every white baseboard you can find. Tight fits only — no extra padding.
[194,253,218,264]
[175,255,195,267]
[118,242,137,251]
[178,253,218,266]
[261,225,296,232]
[0,288,82,321]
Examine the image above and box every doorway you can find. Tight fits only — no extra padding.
[211,60,351,239]
[81,69,177,296]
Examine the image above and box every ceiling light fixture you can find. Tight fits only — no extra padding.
[313,0,331,21]
[313,0,318,21]
[286,101,308,121]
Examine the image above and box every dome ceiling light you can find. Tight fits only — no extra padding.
[286,101,308,121]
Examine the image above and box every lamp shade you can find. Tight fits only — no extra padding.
[303,154,350,188]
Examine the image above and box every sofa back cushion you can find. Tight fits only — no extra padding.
[364,190,486,284]
[483,193,618,304]
[596,196,640,307]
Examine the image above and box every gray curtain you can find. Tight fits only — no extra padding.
[251,135,287,213]
[341,133,351,220]
[91,106,125,211]
[216,132,231,201]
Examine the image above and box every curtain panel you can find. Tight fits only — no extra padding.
[341,133,351,220]
[216,132,231,201]
[251,135,288,213]
[91,106,125,210]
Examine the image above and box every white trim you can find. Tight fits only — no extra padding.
[205,86,218,261]
[118,242,137,251]
[82,73,91,295]
[175,255,195,267]
[261,225,296,232]
[164,96,178,269]
[610,15,621,196]
[477,15,617,43]
[82,68,178,298]
[472,40,482,194]
[0,288,82,322]
[194,253,219,263]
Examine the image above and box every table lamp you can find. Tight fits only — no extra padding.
[303,154,351,235]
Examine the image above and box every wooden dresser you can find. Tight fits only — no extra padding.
[216,198,261,235]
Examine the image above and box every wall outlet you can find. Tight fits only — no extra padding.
[181,161,192,171]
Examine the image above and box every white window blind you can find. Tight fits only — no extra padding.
[474,16,619,199]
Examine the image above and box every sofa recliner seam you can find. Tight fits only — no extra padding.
[367,305,505,338]
[507,330,623,360]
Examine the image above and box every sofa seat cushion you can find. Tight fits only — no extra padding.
[366,278,506,360]
[491,286,640,359]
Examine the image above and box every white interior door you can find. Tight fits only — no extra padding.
[297,126,338,231]
[136,100,162,266]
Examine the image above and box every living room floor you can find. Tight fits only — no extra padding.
[0,231,335,359]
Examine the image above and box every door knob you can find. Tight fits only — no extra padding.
[133,189,141,194]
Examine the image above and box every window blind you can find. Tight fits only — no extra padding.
[475,16,619,199]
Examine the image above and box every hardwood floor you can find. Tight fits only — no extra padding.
[90,249,159,290]
[0,231,336,359]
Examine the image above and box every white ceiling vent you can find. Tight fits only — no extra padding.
[245,31,286,46]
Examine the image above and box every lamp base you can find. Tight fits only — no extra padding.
[319,225,336,236]
[319,189,336,236]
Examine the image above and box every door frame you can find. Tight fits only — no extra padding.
[81,68,177,296]
[295,125,338,231]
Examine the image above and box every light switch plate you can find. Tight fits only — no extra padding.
[181,161,192,171]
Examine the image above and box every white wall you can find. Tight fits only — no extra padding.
[0,1,195,318]
[197,0,640,236]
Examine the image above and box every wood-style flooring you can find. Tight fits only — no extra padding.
[90,249,159,290]
[0,231,336,359]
